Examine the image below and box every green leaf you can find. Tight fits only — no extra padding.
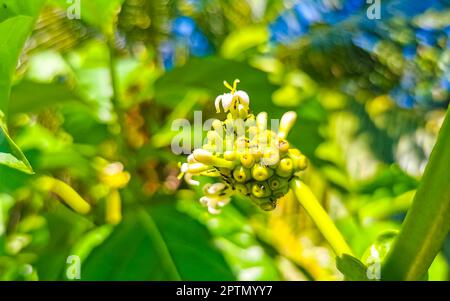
[177,198,281,281]
[0,0,44,174]
[81,203,235,280]
[336,254,369,281]
[0,0,45,112]
[0,112,33,174]
[381,108,450,280]
[50,0,124,36]
[0,0,44,20]
[221,25,269,59]
[33,203,95,280]
[9,81,85,114]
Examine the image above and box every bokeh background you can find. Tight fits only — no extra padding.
[0,0,449,280]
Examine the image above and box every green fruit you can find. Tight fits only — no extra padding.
[240,153,255,168]
[252,164,274,181]
[276,158,293,178]
[251,182,271,198]
[232,166,250,183]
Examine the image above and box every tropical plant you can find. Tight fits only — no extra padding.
[0,0,448,281]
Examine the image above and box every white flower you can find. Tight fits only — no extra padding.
[234,90,249,108]
[198,182,232,214]
[184,173,200,186]
[204,183,226,195]
[199,195,231,214]
[215,93,234,113]
[187,154,197,163]
[214,79,250,113]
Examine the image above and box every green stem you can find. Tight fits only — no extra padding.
[290,178,353,257]
[107,37,130,163]
[381,108,450,281]
[107,39,125,136]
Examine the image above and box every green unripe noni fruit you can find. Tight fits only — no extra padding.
[251,197,276,211]
[276,158,294,178]
[234,183,250,195]
[252,164,274,181]
[240,153,255,168]
[251,182,271,198]
[233,166,250,183]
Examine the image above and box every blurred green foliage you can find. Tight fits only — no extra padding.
[0,0,449,281]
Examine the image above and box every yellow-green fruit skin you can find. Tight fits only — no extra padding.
[251,196,276,211]
[276,158,293,178]
[235,183,249,195]
[240,153,255,169]
[251,182,271,198]
[252,164,274,181]
[232,166,250,183]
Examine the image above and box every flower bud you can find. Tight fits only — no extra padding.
[187,163,211,173]
[256,112,268,132]
[204,183,227,195]
[223,150,237,161]
[278,111,297,139]
[187,154,197,163]
[193,149,214,164]
[194,149,235,168]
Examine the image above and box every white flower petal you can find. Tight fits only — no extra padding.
[217,198,231,207]
[221,93,234,112]
[234,90,250,107]
[184,173,200,186]
[278,111,297,139]
[187,163,211,173]
[187,154,197,163]
[199,196,210,206]
[207,205,221,215]
[214,95,223,113]
[207,183,226,195]
[180,163,189,173]
[193,149,214,164]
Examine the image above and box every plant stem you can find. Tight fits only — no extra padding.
[381,108,450,281]
[107,37,131,164]
[108,39,121,117]
[289,178,353,257]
